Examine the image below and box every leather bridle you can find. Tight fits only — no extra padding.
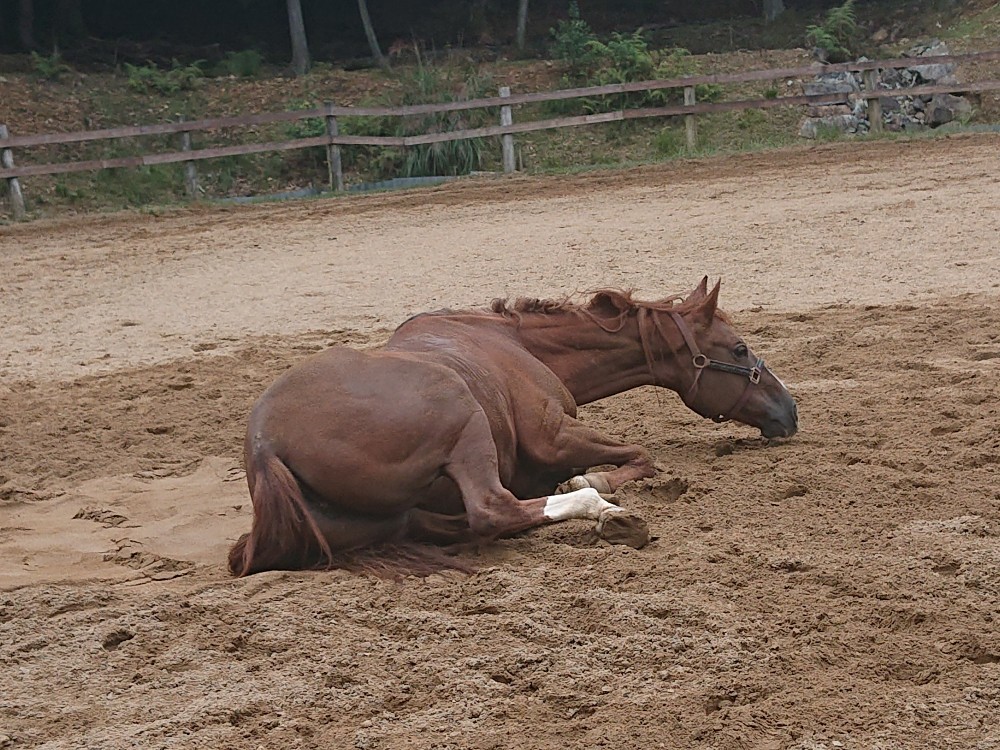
[666,311,766,424]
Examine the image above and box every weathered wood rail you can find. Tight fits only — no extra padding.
[2,50,999,219]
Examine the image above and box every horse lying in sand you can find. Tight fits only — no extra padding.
[228,278,798,576]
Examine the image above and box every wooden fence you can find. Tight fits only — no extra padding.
[2,50,999,220]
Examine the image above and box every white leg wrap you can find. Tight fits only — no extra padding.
[542,488,621,522]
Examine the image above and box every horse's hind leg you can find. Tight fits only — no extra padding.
[444,410,649,548]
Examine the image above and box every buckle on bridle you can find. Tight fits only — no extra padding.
[692,354,708,369]
[749,366,761,384]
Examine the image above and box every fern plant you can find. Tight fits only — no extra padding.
[806,0,858,63]
[31,50,72,81]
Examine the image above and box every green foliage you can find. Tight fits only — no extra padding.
[548,5,720,115]
[387,64,497,178]
[125,60,205,95]
[814,121,846,142]
[655,48,722,105]
[88,164,186,207]
[653,127,685,157]
[586,31,657,110]
[805,0,859,63]
[549,2,598,82]
[31,51,72,81]
[289,64,496,181]
[763,85,780,99]
[218,50,264,78]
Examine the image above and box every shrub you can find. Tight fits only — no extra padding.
[125,60,205,95]
[218,50,264,78]
[654,127,685,157]
[548,5,720,115]
[549,1,598,83]
[31,51,72,81]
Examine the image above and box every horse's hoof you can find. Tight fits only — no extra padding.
[557,473,612,495]
[596,509,649,549]
[581,472,612,495]
[557,475,590,494]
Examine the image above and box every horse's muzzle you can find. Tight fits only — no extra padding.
[761,401,798,439]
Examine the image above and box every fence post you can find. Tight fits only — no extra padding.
[178,116,199,199]
[863,68,883,134]
[0,124,27,221]
[499,86,516,174]
[324,101,344,192]
[683,86,697,151]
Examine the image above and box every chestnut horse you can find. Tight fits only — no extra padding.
[228,278,797,576]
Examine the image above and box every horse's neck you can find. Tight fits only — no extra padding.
[514,311,664,405]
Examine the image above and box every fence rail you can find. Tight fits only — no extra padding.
[2,50,999,219]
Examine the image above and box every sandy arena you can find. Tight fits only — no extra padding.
[1,135,999,749]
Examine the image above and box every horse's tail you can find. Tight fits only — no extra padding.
[228,449,476,579]
[228,449,334,577]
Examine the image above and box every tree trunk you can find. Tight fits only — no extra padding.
[357,0,389,71]
[516,0,529,51]
[763,0,785,23]
[286,0,311,76]
[18,0,36,51]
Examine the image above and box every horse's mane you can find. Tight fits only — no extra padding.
[398,287,729,335]
[489,288,731,325]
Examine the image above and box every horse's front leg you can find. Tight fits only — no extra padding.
[527,410,658,495]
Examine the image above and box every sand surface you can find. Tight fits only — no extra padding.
[1,135,999,749]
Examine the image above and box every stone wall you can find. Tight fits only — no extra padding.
[798,40,973,139]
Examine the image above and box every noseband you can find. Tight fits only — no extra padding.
[667,311,765,423]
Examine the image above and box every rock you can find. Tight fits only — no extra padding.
[906,39,955,83]
[879,67,903,87]
[808,104,852,118]
[798,114,859,139]
[804,71,860,98]
[925,93,972,127]
[878,96,902,113]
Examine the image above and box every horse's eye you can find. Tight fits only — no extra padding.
[734,343,749,359]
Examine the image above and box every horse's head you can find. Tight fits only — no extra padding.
[653,278,798,439]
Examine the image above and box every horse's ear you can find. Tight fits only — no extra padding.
[685,276,710,304]
[690,280,721,328]
[587,290,629,319]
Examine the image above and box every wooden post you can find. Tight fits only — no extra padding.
[0,124,27,221]
[324,101,344,192]
[499,86,516,174]
[178,117,199,199]
[683,86,697,150]
[863,69,883,134]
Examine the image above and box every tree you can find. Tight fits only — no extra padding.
[286,0,310,76]
[357,0,389,71]
[516,0,529,50]
[763,0,785,23]
[18,0,36,51]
